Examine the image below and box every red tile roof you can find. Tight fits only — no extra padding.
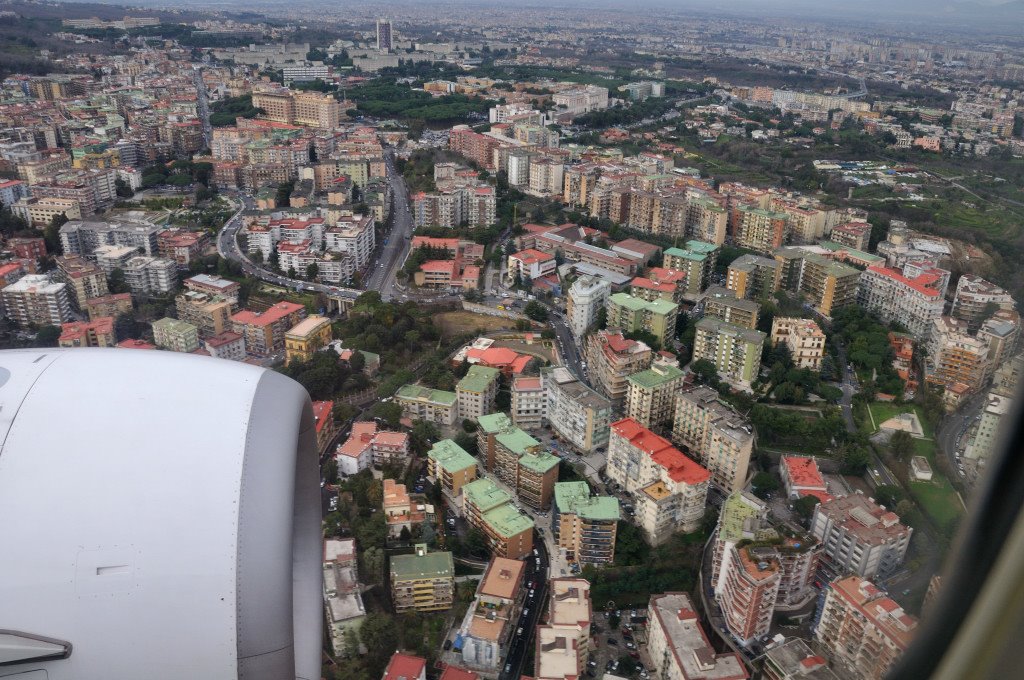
[231,301,304,327]
[781,455,826,491]
[117,338,156,350]
[611,418,709,484]
[312,400,334,434]
[867,264,942,297]
[383,653,427,680]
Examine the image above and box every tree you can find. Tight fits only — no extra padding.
[372,401,402,428]
[362,546,385,584]
[838,443,871,475]
[34,325,61,347]
[524,300,548,322]
[613,520,648,566]
[306,262,319,280]
[287,266,297,279]
[44,213,67,254]
[465,527,488,558]
[874,485,905,509]
[359,613,398,667]
[690,358,720,387]
[889,430,915,461]
[751,471,780,499]
[324,458,339,484]
[115,178,134,198]
[367,479,383,506]
[793,495,820,520]
[399,526,411,542]
[114,312,141,339]
[108,268,129,294]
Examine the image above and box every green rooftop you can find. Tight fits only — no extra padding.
[477,412,513,434]
[458,365,501,394]
[390,547,454,581]
[627,363,684,390]
[719,492,770,542]
[482,503,535,538]
[609,293,677,317]
[397,384,457,406]
[517,450,560,475]
[463,477,513,512]
[685,240,719,254]
[817,240,884,264]
[428,439,478,473]
[152,317,197,335]
[496,428,542,456]
[554,481,620,521]
[664,247,707,262]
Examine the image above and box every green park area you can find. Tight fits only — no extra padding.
[865,403,934,437]
[907,438,963,535]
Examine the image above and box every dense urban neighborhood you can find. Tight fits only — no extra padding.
[2,0,1024,678]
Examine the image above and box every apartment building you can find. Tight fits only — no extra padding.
[457,365,501,421]
[92,245,137,277]
[567,275,611,341]
[762,638,840,680]
[84,292,132,320]
[2,275,73,327]
[703,286,760,330]
[336,422,411,475]
[284,315,333,364]
[770,317,826,370]
[123,256,178,295]
[397,384,459,426]
[830,221,872,251]
[204,331,245,361]
[184,274,240,303]
[230,301,306,355]
[175,291,234,339]
[951,275,1016,332]
[552,85,609,116]
[926,316,991,394]
[151,317,200,353]
[553,482,620,566]
[608,418,710,542]
[251,86,341,128]
[535,579,593,680]
[718,545,780,646]
[693,317,765,388]
[646,592,748,680]
[11,196,82,226]
[673,386,755,494]
[383,479,428,539]
[585,329,653,407]
[58,317,116,348]
[412,184,497,229]
[427,439,479,499]
[54,255,108,311]
[858,263,946,340]
[774,250,860,318]
[779,456,829,501]
[511,376,546,429]
[814,576,918,680]
[625,363,686,431]
[726,254,780,301]
[476,412,560,511]
[60,217,162,257]
[965,391,1013,462]
[390,544,455,613]
[810,494,912,580]
[542,367,613,453]
[462,477,534,559]
[711,491,771,589]
[734,206,789,254]
[977,311,1021,381]
[458,557,526,670]
[606,293,679,349]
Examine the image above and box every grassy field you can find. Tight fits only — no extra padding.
[866,403,934,437]
[908,438,963,533]
[927,199,1024,243]
[434,310,517,338]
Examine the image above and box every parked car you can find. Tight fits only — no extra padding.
[608,638,618,646]
[443,640,452,651]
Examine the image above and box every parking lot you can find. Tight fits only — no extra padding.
[587,609,653,680]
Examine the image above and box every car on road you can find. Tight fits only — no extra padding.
[523,608,529,617]
[516,627,524,636]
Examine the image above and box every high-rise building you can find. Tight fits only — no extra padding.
[693,317,765,388]
[476,413,559,511]
[858,263,946,340]
[718,544,780,646]
[673,386,755,493]
[427,439,478,498]
[376,19,393,52]
[462,477,534,559]
[770,317,826,370]
[54,254,108,311]
[647,592,748,680]
[702,286,760,330]
[58,317,116,348]
[811,494,912,580]
[585,329,653,407]
[762,638,840,680]
[457,557,526,670]
[152,317,200,353]
[734,206,789,254]
[511,376,545,429]
[606,292,679,349]
[625,363,686,431]
[397,384,459,425]
[552,482,620,566]
[607,418,710,543]
[951,275,1016,333]
[774,249,860,318]
[390,544,454,612]
[535,579,593,680]
[567,275,611,341]
[457,365,501,421]
[541,367,612,453]
[176,291,234,340]
[663,240,719,298]
[926,316,990,394]
[230,301,306,355]
[2,274,73,327]
[726,254,779,301]
[965,391,1013,462]
[814,576,918,680]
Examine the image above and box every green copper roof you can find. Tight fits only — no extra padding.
[627,364,685,390]
[817,241,883,263]
[428,439,477,473]
[463,477,513,512]
[685,240,719,254]
[478,412,513,434]
[482,503,535,538]
[609,293,678,316]
[496,428,541,456]
[517,450,560,475]
[664,247,707,262]
[554,481,620,521]
[152,317,197,335]
[397,384,457,406]
[458,365,501,393]
[390,549,454,581]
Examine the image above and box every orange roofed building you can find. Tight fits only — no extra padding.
[779,455,832,504]
[58,316,116,348]
[311,400,336,456]
[382,653,427,680]
[607,418,710,543]
[383,478,430,539]
[229,301,305,355]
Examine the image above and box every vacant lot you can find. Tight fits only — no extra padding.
[867,403,933,437]
[434,311,517,338]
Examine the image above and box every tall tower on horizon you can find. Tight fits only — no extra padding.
[376,19,393,52]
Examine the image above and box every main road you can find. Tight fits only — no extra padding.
[937,390,987,482]
[363,149,415,301]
